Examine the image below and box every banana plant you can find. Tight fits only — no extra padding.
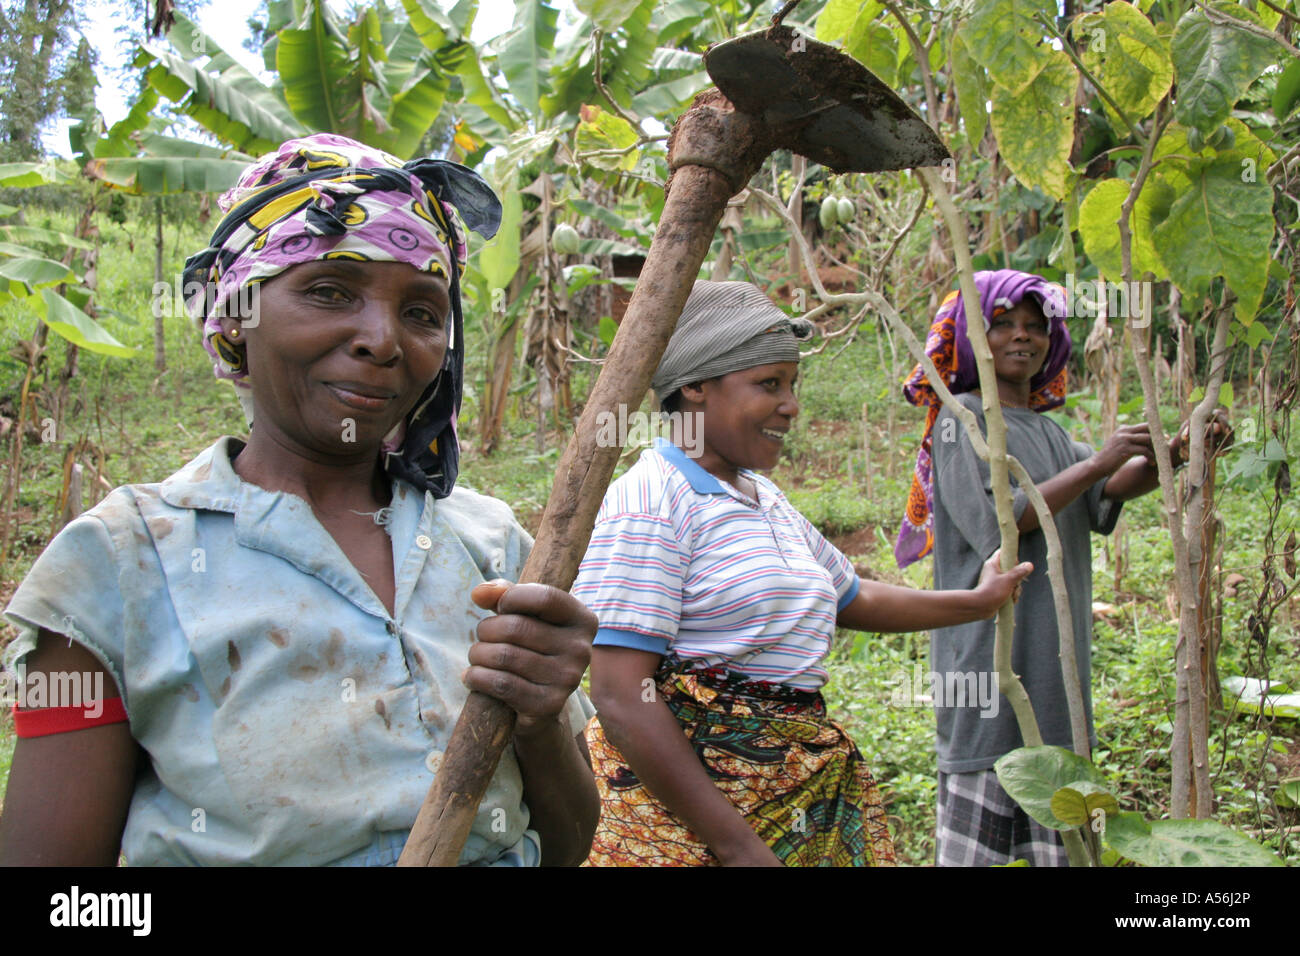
[71,87,255,196]
[134,11,307,156]
[0,161,132,358]
[133,4,469,161]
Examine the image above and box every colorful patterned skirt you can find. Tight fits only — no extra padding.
[583,661,897,867]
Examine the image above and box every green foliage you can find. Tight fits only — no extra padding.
[989,51,1076,200]
[499,0,559,119]
[1050,782,1119,827]
[138,31,306,157]
[1077,177,1170,281]
[0,0,79,160]
[34,288,134,358]
[0,248,75,293]
[1170,3,1287,135]
[276,4,355,134]
[136,5,469,161]
[961,0,1055,95]
[949,32,989,145]
[994,745,1114,831]
[1151,144,1276,323]
[87,154,251,197]
[476,162,522,292]
[0,190,133,358]
[575,0,648,33]
[1076,1,1171,130]
[0,162,69,188]
[816,1,896,84]
[574,104,640,172]
[1106,812,1284,866]
[1274,58,1300,119]
[948,0,1291,330]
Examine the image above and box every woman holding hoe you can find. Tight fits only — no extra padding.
[573,279,1034,866]
[1,134,598,867]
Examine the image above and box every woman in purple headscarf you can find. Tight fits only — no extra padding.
[898,269,1219,867]
[0,135,598,867]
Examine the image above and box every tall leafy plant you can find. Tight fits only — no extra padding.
[815,0,1294,862]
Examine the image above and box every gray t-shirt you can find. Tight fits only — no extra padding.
[929,392,1121,773]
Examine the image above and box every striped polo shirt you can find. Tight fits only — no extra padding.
[572,439,860,690]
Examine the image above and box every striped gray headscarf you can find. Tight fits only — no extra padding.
[651,280,813,408]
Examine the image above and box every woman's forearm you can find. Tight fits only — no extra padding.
[838,579,985,632]
[839,546,1033,633]
[595,695,779,866]
[1102,454,1164,501]
[514,718,600,866]
[1015,458,1105,532]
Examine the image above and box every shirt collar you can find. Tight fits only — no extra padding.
[158,436,434,620]
[159,436,246,512]
[159,436,422,518]
[653,437,724,493]
[652,437,769,510]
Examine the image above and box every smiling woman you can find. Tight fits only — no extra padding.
[238,262,452,481]
[573,280,1034,867]
[0,134,600,868]
[895,270,1214,867]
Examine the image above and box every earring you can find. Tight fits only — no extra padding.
[228,326,241,340]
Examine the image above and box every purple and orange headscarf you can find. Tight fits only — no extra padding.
[894,269,1072,568]
[182,132,501,498]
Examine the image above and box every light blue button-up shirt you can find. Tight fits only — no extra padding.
[4,437,589,866]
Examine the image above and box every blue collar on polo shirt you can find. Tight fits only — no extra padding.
[652,436,727,494]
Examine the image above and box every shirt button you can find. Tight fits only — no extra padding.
[415,534,433,551]
[425,750,443,774]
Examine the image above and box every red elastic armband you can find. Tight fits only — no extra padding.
[12,697,128,738]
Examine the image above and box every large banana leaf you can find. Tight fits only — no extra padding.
[541,0,657,119]
[388,59,455,157]
[0,162,71,187]
[83,88,162,159]
[0,226,93,250]
[629,47,708,115]
[164,11,304,134]
[137,45,306,155]
[37,289,135,358]
[271,3,463,159]
[86,155,251,194]
[456,47,521,140]
[500,0,559,118]
[0,247,77,298]
[276,4,352,135]
[400,0,465,49]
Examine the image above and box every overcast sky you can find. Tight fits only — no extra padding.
[45,0,524,155]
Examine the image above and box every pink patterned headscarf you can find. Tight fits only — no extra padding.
[894,270,1072,568]
[182,133,500,497]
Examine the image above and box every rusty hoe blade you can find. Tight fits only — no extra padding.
[703,24,949,174]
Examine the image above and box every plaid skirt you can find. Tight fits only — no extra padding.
[583,661,896,867]
[935,769,1068,867]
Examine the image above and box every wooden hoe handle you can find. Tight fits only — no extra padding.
[397,161,737,867]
